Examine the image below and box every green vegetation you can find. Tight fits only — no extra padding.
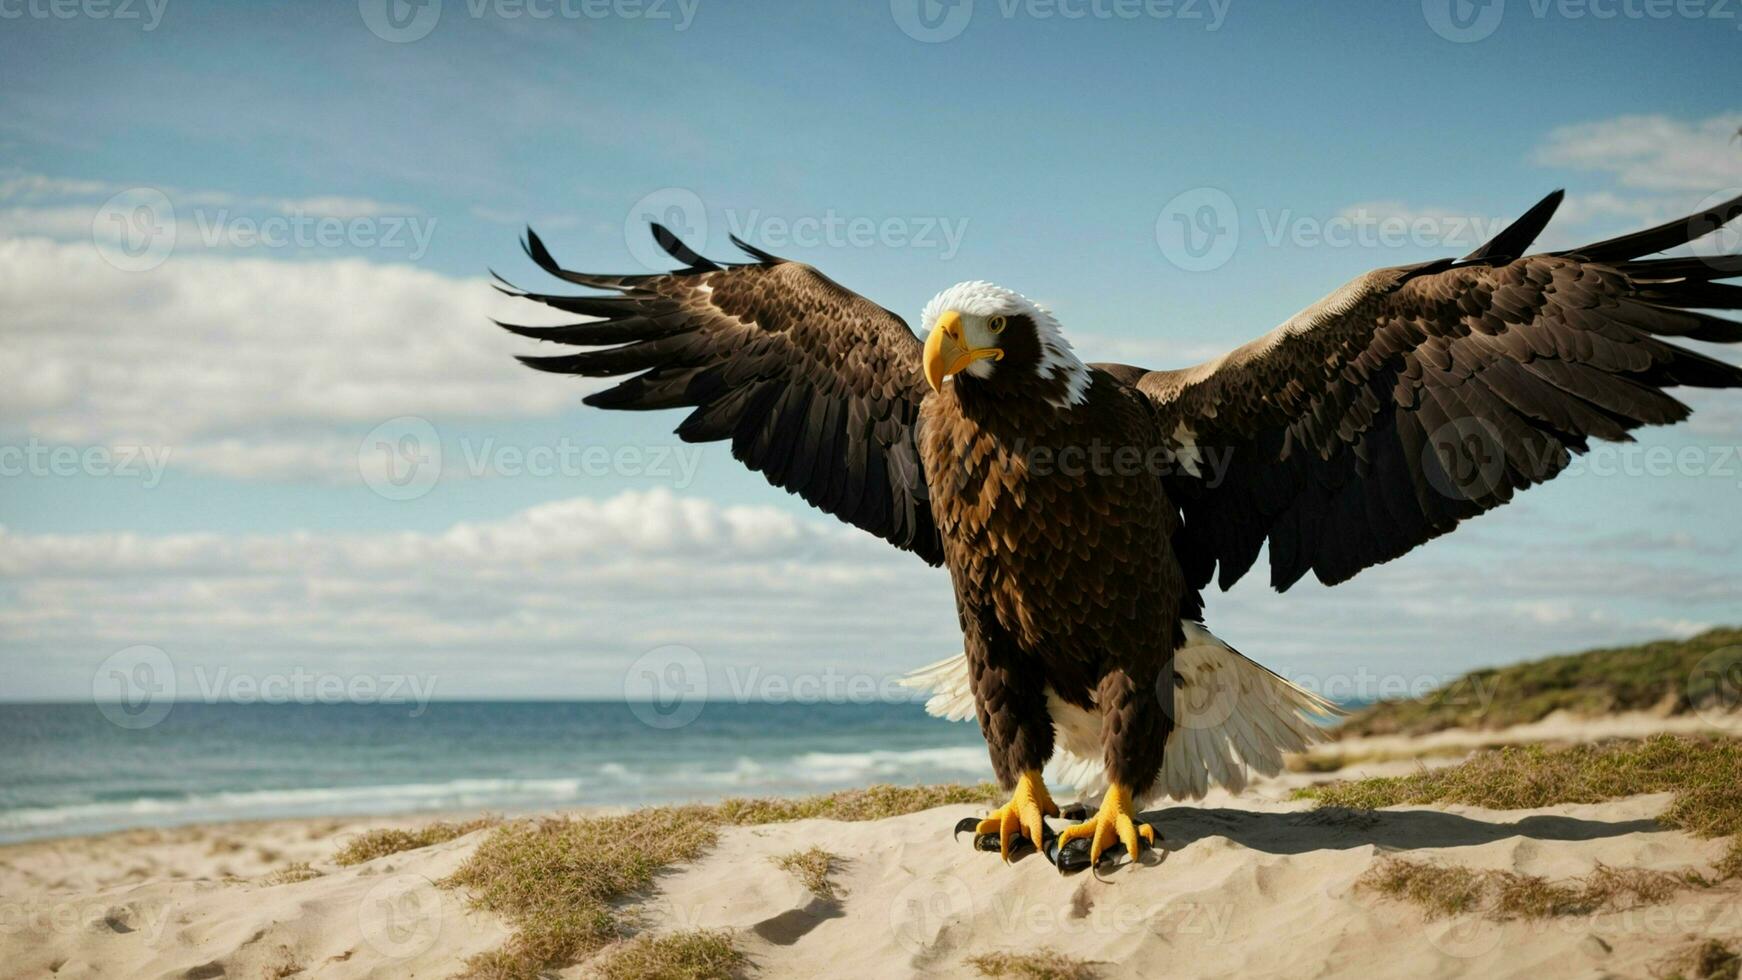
[591,930,747,980]
[1358,857,1696,920]
[771,846,844,899]
[966,949,1101,980]
[331,817,498,866]
[1337,627,1740,737]
[444,783,996,980]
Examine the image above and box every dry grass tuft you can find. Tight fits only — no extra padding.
[442,782,996,979]
[591,929,747,980]
[713,782,999,824]
[333,817,498,866]
[771,846,843,899]
[1359,857,1696,920]
[966,948,1101,980]
[445,807,718,979]
[260,944,303,978]
[1308,736,1742,908]
[1294,736,1741,822]
[262,862,321,885]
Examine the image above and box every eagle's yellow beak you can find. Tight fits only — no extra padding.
[924,310,1002,393]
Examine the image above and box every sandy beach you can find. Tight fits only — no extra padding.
[5,709,1737,980]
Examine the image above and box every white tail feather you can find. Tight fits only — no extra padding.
[897,623,1342,805]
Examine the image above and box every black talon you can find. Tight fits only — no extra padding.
[953,816,981,841]
[1053,838,1139,873]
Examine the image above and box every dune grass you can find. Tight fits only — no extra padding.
[771,846,844,900]
[443,782,996,980]
[712,782,999,824]
[966,949,1101,980]
[262,861,321,885]
[332,816,499,866]
[1336,627,1741,737]
[1359,857,1698,920]
[590,929,747,980]
[1293,735,1741,839]
[1302,736,1742,918]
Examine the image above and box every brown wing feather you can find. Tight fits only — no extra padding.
[500,227,944,564]
[1118,191,1742,593]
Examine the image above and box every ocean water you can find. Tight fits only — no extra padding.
[0,702,993,844]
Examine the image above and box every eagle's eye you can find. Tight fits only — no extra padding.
[988,315,1008,334]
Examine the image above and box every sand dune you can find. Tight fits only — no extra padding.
[3,722,1737,979]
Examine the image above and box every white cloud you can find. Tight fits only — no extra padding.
[1533,113,1742,193]
[0,237,579,481]
[2,486,1735,700]
[0,489,960,699]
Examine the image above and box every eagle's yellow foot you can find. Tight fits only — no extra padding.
[968,769,1057,861]
[1055,783,1154,870]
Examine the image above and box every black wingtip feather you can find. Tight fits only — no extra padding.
[1568,190,1742,263]
[523,227,563,275]
[651,223,719,271]
[1463,189,1564,262]
[729,233,784,265]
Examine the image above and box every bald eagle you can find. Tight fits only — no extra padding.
[500,191,1742,870]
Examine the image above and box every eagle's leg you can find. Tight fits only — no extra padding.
[961,623,1057,860]
[1056,662,1169,869]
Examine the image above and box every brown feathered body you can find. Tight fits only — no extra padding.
[920,369,1187,791]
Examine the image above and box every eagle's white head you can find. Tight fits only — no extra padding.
[919,281,1090,407]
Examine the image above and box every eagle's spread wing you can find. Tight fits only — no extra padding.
[1114,191,1742,593]
[500,226,944,564]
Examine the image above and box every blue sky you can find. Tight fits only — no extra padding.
[1,0,1739,701]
